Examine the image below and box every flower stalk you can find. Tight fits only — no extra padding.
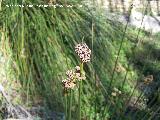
[62,42,91,120]
[78,62,83,120]
[65,94,68,120]
[68,89,73,120]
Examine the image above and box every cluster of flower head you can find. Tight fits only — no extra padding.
[75,43,91,63]
[62,43,91,90]
[62,66,86,89]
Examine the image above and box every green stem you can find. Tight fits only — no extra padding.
[65,93,68,120]
[68,89,72,120]
[78,62,83,120]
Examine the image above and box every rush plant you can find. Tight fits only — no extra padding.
[62,42,91,120]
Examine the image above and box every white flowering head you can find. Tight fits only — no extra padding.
[66,70,75,80]
[62,66,86,90]
[75,43,91,63]
[75,66,86,81]
[62,79,76,90]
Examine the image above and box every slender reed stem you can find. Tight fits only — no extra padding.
[91,20,97,120]
[65,93,68,120]
[108,4,133,90]
[78,62,83,120]
[68,89,72,120]
[118,2,150,118]
[148,106,160,120]
[141,95,159,120]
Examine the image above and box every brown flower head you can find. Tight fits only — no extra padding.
[75,43,91,63]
